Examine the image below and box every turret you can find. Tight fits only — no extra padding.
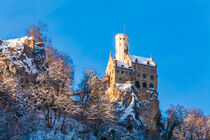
[115,33,129,62]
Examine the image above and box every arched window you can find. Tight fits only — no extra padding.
[135,81,140,88]
[143,73,147,79]
[150,75,154,80]
[143,82,147,88]
[149,83,154,89]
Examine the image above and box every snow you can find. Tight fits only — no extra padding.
[120,93,135,120]
[116,83,133,91]
[71,96,80,102]
[116,60,132,69]
[146,90,154,94]
[129,55,156,67]
[0,36,41,74]
[140,100,151,105]
[115,83,144,126]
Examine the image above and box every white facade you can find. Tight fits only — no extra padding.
[115,33,129,62]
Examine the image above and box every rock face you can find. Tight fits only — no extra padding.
[107,82,161,136]
[0,36,45,83]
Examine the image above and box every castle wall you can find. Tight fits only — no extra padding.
[109,63,157,91]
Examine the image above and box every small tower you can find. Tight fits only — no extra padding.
[115,33,129,62]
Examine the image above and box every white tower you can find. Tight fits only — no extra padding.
[115,33,129,62]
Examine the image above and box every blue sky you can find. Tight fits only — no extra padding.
[0,0,209,115]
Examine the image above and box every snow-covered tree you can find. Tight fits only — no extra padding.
[77,70,117,137]
[32,46,74,130]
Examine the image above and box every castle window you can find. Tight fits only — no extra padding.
[143,82,147,88]
[121,65,124,67]
[135,59,138,62]
[121,71,124,74]
[133,72,135,76]
[135,81,140,88]
[138,67,141,71]
[149,83,154,89]
[119,78,121,81]
[126,71,127,74]
[143,74,147,79]
[147,61,150,65]
[117,70,120,73]
[129,72,131,75]
[151,69,156,73]
[138,74,140,78]
[150,75,154,80]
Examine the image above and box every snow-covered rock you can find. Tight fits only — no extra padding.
[0,36,45,82]
[107,82,161,136]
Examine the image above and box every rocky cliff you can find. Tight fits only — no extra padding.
[107,81,161,136]
[0,36,45,83]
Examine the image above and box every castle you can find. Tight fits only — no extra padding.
[105,33,157,94]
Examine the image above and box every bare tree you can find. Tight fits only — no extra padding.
[177,108,209,140]
[161,105,185,140]
[26,22,48,43]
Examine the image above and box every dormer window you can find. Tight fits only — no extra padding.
[121,65,124,67]
[147,61,150,65]
[135,59,138,62]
